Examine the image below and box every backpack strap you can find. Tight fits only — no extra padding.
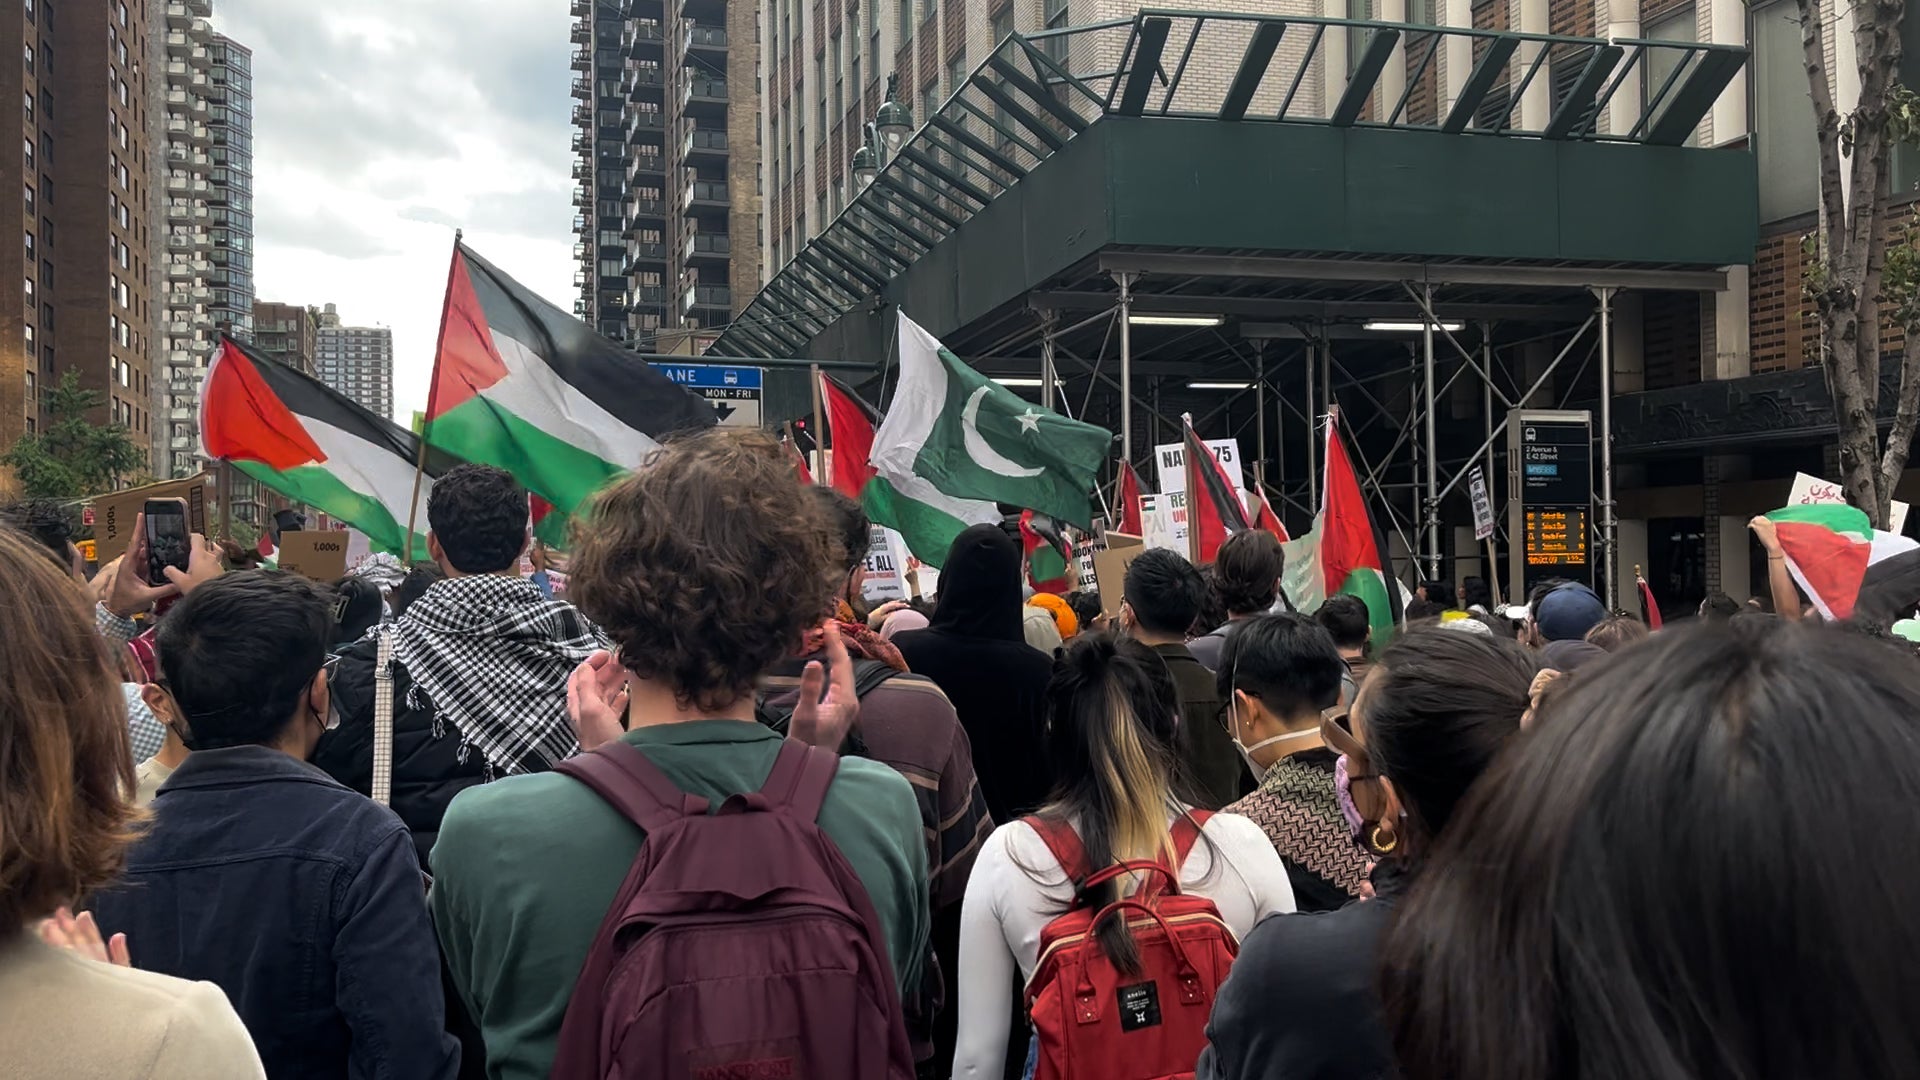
[759,739,841,822]
[555,741,710,834]
[1142,810,1212,903]
[1023,816,1092,885]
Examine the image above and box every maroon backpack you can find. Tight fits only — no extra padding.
[548,738,916,1080]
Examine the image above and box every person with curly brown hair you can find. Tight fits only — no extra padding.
[1189,530,1289,672]
[428,429,929,1080]
[0,527,265,1079]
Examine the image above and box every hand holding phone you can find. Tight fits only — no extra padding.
[144,499,191,586]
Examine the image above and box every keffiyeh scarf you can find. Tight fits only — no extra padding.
[392,575,607,777]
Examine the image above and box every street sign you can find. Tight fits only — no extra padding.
[1468,465,1496,541]
[1508,410,1593,592]
[649,363,764,428]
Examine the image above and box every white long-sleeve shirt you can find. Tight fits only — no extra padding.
[951,810,1297,1079]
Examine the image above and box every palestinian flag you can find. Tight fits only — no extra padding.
[1115,459,1146,536]
[1020,510,1074,594]
[869,314,1109,566]
[200,337,452,559]
[426,241,715,517]
[821,373,878,501]
[1184,420,1248,565]
[1768,503,1920,621]
[1281,409,1402,645]
[1248,487,1290,542]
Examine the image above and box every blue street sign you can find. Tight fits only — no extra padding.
[649,364,764,391]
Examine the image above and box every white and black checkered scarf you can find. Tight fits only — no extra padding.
[393,575,607,777]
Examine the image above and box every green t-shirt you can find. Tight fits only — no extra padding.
[429,720,930,1080]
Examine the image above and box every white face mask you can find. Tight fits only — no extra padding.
[1229,693,1318,783]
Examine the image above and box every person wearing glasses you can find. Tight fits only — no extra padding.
[1197,628,1536,1080]
[90,573,461,1080]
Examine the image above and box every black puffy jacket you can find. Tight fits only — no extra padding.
[313,634,492,868]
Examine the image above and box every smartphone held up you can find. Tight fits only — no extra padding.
[144,499,191,585]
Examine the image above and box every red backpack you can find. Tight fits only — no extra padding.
[549,739,916,1080]
[1022,812,1238,1080]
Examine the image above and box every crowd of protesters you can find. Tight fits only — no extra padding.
[3,436,1919,1080]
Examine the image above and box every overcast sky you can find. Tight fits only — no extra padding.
[214,0,575,424]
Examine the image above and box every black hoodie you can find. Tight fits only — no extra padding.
[893,523,1054,822]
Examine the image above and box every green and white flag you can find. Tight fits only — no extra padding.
[868,314,1111,565]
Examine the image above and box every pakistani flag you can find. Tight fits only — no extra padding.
[201,337,454,558]
[426,242,716,520]
[869,314,1111,565]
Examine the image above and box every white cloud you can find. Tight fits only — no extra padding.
[214,0,578,424]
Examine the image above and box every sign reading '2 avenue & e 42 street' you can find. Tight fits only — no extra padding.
[649,364,764,429]
[1508,410,1594,591]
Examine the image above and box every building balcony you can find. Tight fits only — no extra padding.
[572,45,592,72]
[572,131,591,155]
[165,175,212,197]
[165,146,211,171]
[571,20,591,45]
[572,159,593,181]
[166,118,213,145]
[682,77,728,117]
[685,232,731,261]
[164,202,211,224]
[626,241,667,271]
[572,103,592,128]
[166,89,211,118]
[684,179,729,212]
[681,0,728,24]
[681,125,728,164]
[573,185,593,209]
[629,151,665,182]
[625,21,664,56]
[624,63,663,98]
[630,286,668,306]
[165,0,212,27]
[571,77,592,101]
[571,0,590,15]
[628,197,667,225]
[683,284,731,313]
[683,24,728,58]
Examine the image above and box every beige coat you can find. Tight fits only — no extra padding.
[0,930,264,1079]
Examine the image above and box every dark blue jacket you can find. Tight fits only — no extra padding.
[90,746,461,1080]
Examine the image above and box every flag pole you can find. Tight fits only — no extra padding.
[809,363,826,485]
[407,228,463,562]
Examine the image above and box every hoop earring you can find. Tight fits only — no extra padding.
[1368,822,1399,855]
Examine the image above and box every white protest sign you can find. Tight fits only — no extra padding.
[860,525,910,603]
[1468,465,1496,541]
[1138,493,1186,553]
[1788,471,1910,535]
[1154,438,1246,497]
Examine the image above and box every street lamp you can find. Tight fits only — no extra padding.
[852,135,877,188]
[874,73,913,152]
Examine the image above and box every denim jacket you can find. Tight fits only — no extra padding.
[90,746,460,1080]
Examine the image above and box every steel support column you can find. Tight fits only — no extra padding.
[1422,284,1441,579]
[1039,311,1058,411]
[1255,343,1268,488]
[1595,286,1618,610]
[1116,271,1136,467]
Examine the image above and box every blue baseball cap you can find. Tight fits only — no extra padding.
[1535,583,1608,642]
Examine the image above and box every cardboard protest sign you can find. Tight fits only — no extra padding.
[1092,532,1145,619]
[92,474,210,565]
[1788,472,1910,536]
[276,531,350,581]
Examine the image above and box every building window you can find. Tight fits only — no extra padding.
[23,231,30,260]
[832,31,844,122]
[1752,0,1817,223]
[1642,6,1697,147]
[21,91,28,122]
[1043,0,1069,61]
[991,4,1013,47]
[948,52,965,96]
[899,0,912,42]
[817,52,828,139]
[22,43,30,73]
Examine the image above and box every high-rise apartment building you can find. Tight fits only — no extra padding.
[159,3,253,480]
[252,300,318,373]
[0,0,158,475]
[314,303,394,419]
[569,0,762,346]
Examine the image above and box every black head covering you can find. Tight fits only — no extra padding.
[930,523,1025,642]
